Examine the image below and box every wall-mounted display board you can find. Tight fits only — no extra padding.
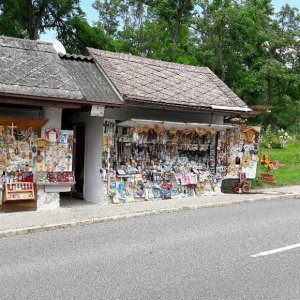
[0,117,75,212]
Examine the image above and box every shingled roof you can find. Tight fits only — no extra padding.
[0,37,122,105]
[0,37,82,100]
[59,53,123,105]
[88,48,250,112]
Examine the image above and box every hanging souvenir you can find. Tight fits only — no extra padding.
[36,137,49,151]
[45,129,58,143]
[210,128,217,135]
[169,128,177,136]
[243,128,259,144]
[7,123,17,138]
[195,128,207,136]
[36,151,44,163]
[58,132,67,144]
[154,124,164,135]
[14,147,19,156]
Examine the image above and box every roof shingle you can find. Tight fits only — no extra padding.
[0,37,83,100]
[0,37,122,105]
[59,53,123,105]
[88,48,249,111]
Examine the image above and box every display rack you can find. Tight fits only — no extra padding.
[4,182,35,201]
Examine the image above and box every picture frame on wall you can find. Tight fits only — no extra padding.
[45,129,58,143]
[60,132,68,144]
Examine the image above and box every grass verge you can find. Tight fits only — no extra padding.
[253,140,300,188]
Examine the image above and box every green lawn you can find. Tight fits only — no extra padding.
[253,140,300,188]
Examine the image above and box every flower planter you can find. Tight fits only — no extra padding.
[258,173,276,184]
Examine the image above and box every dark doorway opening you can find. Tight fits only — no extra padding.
[73,124,85,199]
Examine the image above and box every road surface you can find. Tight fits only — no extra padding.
[0,198,300,299]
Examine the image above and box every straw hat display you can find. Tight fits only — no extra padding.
[154,124,164,134]
[210,128,217,135]
[195,128,207,136]
[182,128,191,136]
[243,127,259,144]
[168,128,177,136]
[135,126,150,134]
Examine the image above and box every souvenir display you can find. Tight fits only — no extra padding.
[35,171,75,184]
[223,125,261,180]
[35,130,74,175]
[0,124,36,204]
[103,121,261,203]
[105,121,225,203]
[0,123,75,205]
[101,119,116,172]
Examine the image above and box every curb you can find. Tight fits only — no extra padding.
[0,193,299,239]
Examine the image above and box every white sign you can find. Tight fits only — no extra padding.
[91,105,105,117]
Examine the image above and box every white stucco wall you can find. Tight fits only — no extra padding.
[69,112,105,204]
[37,107,62,211]
[83,115,104,204]
[42,107,62,134]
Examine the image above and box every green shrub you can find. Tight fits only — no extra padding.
[261,125,293,148]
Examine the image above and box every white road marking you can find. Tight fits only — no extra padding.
[250,243,300,258]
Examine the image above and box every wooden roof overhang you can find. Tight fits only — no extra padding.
[0,116,48,130]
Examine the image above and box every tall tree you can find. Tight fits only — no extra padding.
[93,0,196,62]
[0,0,82,40]
[58,16,117,54]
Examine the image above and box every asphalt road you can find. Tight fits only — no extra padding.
[0,198,300,300]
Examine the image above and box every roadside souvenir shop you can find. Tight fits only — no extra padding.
[0,115,75,212]
[101,119,261,204]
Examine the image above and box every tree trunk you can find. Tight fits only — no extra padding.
[27,0,47,40]
[217,45,225,81]
[26,0,35,39]
[267,75,277,131]
[172,0,190,60]
[217,17,226,81]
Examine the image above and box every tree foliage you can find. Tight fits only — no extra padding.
[0,0,83,40]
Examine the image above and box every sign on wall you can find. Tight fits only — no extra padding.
[91,105,105,117]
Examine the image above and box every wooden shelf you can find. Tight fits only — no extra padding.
[0,117,48,130]
[4,182,35,202]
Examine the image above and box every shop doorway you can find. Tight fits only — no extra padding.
[73,124,85,199]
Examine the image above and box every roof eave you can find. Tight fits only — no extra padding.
[125,97,251,116]
[0,92,125,108]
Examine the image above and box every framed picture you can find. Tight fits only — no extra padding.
[46,129,58,143]
[60,132,68,144]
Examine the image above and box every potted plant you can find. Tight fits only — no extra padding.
[258,155,279,184]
